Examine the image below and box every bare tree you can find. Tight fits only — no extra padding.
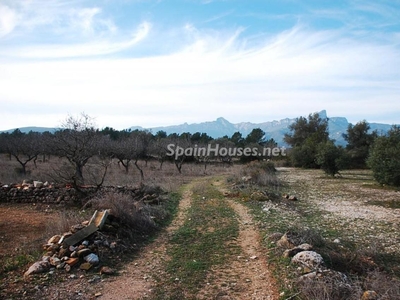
[84,134,114,188]
[150,136,172,170]
[3,130,41,175]
[52,113,99,187]
[169,133,192,174]
[130,130,152,181]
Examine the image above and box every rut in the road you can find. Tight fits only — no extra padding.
[98,178,278,300]
[98,189,193,300]
[194,181,279,300]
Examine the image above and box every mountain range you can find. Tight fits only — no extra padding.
[129,110,395,146]
[1,110,396,146]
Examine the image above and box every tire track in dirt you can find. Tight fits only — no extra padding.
[195,181,279,300]
[98,188,193,299]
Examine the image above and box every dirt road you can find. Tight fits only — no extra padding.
[98,178,278,300]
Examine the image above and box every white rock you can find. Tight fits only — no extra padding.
[291,251,324,269]
[297,243,313,251]
[33,181,44,188]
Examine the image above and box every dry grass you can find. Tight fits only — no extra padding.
[0,155,234,192]
[44,209,92,238]
[87,192,159,236]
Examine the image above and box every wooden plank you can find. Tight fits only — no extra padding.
[63,223,98,246]
[89,210,109,230]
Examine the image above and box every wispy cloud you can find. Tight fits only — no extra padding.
[0,0,119,40]
[1,21,150,58]
[1,21,399,128]
[0,0,399,130]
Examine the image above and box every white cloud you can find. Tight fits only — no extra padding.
[0,4,400,130]
[0,4,17,37]
[1,21,150,58]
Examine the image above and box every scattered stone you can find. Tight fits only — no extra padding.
[70,224,85,233]
[334,238,341,244]
[24,260,50,276]
[250,255,258,260]
[277,233,296,249]
[65,257,79,267]
[95,292,102,297]
[47,235,62,244]
[88,275,102,283]
[100,266,115,275]
[79,262,92,271]
[58,247,69,258]
[56,262,66,270]
[288,195,297,201]
[361,291,378,300]
[298,269,349,288]
[84,253,99,265]
[49,256,61,266]
[267,232,284,241]
[77,248,91,258]
[283,243,314,258]
[292,251,324,270]
[33,181,44,188]
[241,176,252,182]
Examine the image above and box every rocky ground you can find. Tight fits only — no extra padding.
[1,168,399,299]
[277,168,400,256]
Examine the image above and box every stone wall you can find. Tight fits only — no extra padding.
[0,185,147,205]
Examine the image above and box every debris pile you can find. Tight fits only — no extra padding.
[24,209,119,277]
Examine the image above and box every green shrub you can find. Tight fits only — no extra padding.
[316,141,346,176]
[367,126,400,186]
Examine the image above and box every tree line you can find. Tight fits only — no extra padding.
[1,112,399,187]
[0,114,279,188]
[284,112,400,186]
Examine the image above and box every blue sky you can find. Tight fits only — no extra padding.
[0,0,399,130]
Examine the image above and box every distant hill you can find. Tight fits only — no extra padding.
[133,110,396,146]
[0,126,59,134]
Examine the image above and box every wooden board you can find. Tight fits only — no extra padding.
[63,223,98,246]
[89,210,109,230]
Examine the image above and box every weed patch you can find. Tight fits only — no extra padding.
[152,180,240,299]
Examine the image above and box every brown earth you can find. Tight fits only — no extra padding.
[0,203,58,257]
[4,168,398,299]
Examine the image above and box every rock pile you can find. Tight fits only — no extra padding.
[271,232,353,296]
[24,211,123,278]
[271,232,379,299]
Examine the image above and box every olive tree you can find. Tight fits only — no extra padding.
[284,113,329,168]
[367,126,400,186]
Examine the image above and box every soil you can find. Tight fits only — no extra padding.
[0,179,279,300]
[3,168,398,299]
[98,180,278,299]
[0,203,58,257]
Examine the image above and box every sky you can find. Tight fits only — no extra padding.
[1,0,400,131]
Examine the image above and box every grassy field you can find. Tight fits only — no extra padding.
[1,155,400,299]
